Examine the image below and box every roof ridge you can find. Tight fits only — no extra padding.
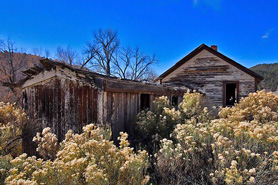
[156,44,263,81]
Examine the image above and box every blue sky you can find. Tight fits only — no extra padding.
[0,0,277,74]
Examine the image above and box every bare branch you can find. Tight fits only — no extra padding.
[0,38,23,92]
[112,46,157,81]
[44,49,50,58]
[112,47,133,79]
[56,45,78,66]
[128,48,157,81]
[83,29,119,76]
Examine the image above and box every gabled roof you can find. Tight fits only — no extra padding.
[156,44,263,81]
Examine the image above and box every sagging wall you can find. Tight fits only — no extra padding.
[162,49,255,107]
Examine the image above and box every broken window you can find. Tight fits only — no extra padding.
[141,94,150,110]
[224,82,238,106]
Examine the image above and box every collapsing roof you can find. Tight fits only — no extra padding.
[16,59,190,95]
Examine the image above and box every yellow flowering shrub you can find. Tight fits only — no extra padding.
[4,90,278,184]
[179,90,206,120]
[33,127,59,160]
[4,124,149,185]
[0,102,29,184]
[219,90,278,123]
[156,91,278,184]
[0,154,12,184]
[135,91,212,154]
[135,96,181,153]
[0,102,27,157]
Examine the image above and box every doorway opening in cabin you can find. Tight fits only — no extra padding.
[141,94,150,110]
[224,82,238,106]
[171,95,178,110]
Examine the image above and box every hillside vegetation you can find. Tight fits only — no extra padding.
[250,63,278,91]
[0,52,42,102]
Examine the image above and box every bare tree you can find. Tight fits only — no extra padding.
[82,29,119,76]
[112,47,133,79]
[130,48,157,81]
[56,45,78,66]
[0,38,42,103]
[32,47,43,56]
[0,38,27,92]
[140,68,157,82]
[44,49,50,58]
[113,47,157,81]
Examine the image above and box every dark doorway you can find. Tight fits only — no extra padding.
[224,82,238,106]
[172,96,178,110]
[141,94,150,110]
[23,91,28,110]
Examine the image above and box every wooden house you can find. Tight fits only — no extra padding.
[12,44,262,143]
[18,59,187,142]
[156,44,263,108]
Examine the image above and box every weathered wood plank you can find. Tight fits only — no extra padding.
[93,89,98,123]
[57,79,62,141]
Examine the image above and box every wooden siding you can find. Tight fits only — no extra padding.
[100,92,160,142]
[162,49,256,107]
[22,76,169,142]
[102,92,138,142]
[23,77,99,141]
[20,60,188,143]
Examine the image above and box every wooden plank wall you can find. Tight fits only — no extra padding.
[102,92,142,142]
[23,76,173,143]
[23,77,99,141]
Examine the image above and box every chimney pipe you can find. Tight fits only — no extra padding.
[211,45,217,51]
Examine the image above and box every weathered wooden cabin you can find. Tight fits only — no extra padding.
[156,44,263,108]
[14,44,262,142]
[19,59,187,141]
